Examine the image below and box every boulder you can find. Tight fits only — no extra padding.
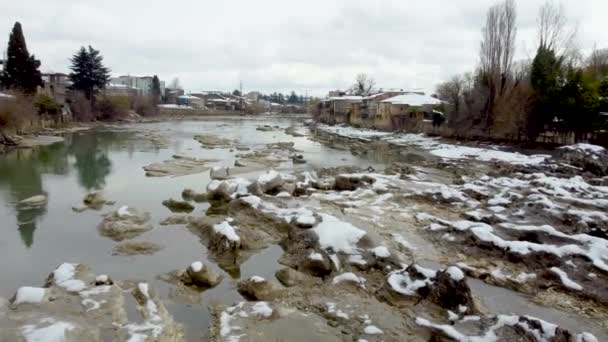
[258,170,284,194]
[557,144,608,176]
[112,241,163,256]
[83,191,112,209]
[427,267,475,313]
[291,155,306,164]
[160,215,192,226]
[182,261,222,288]
[234,159,247,167]
[275,268,313,287]
[237,276,281,300]
[162,198,195,213]
[301,251,332,277]
[98,206,152,241]
[210,166,231,180]
[334,175,375,191]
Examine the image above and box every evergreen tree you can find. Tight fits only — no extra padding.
[232,89,242,96]
[69,46,110,100]
[151,75,161,105]
[599,79,608,113]
[559,68,600,137]
[288,91,298,104]
[528,46,563,137]
[0,22,43,94]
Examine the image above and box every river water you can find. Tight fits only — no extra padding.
[1,115,605,341]
[0,116,392,339]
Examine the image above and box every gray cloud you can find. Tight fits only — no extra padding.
[1,0,605,96]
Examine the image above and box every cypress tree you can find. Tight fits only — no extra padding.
[0,22,43,94]
[69,46,110,100]
[151,75,161,105]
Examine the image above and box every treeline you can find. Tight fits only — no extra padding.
[0,22,163,135]
[435,0,608,141]
[233,89,308,105]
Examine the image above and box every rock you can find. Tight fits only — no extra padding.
[98,206,152,241]
[210,166,231,180]
[18,194,47,206]
[257,125,274,132]
[83,191,109,209]
[237,276,281,300]
[235,159,247,167]
[112,241,163,256]
[291,155,306,164]
[246,182,264,196]
[182,189,207,203]
[182,261,222,288]
[334,175,375,191]
[557,144,608,176]
[195,135,235,149]
[160,214,192,226]
[275,268,314,287]
[384,162,415,176]
[143,156,215,177]
[301,251,333,277]
[1,263,183,341]
[162,198,195,213]
[258,170,284,194]
[427,267,475,313]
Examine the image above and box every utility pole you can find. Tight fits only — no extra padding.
[239,80,244,115]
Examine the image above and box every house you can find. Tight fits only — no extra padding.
[178,95,207,109]
[318,96,363,124]
[350,92,406,127]
[105,83,138,97]
[376,93,443,131]
[110,75,165,96]
[40,73,70,105]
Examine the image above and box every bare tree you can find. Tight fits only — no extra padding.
[436,74,464,120]
[537,1,577,59]
[479,0,517,129]
[169,77,183,90]
[351,73,376,96]
[586,47,608,80]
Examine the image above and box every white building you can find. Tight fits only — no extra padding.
[109,75,165,96]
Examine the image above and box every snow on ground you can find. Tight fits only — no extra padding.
[213,221,240,242]
[332,272,366,287]
[251,302,273,318]
[21,319,76,342]
[550,267,583,291]
[312,214,366,254]
[14,287,46,305]
[560,143,605,154]
[53,263,86,292]
[316,124,550,165]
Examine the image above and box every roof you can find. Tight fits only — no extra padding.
[381,93,443,106]
[328,96,363,101]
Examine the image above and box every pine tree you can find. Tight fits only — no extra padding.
[528,46,563,138]
[0,22,43,94]
[69,46,110,100]
[151,75,161,105]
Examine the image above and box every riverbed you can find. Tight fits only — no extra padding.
[1,115,606,341]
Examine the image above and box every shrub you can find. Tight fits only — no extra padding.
[34,94,61,116]
[0,94,37,133]
[132,95,158,116]
[96,95,130,120]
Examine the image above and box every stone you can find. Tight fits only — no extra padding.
[182,262,222,288]
[162,198,195,213]
[160,215,192,226]
[291,155,306,164]
[112,241,163,256]
[275,268,313,287]
[258,170,285,194]
[237,277,281,300]
[235,159,247,167]
[210,166,231,180]
[334,175,375,191]
[301,251,333,277]
[98,206,152,241]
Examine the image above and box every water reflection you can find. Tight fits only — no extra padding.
[0,130,142,247]
[69,133,113,190]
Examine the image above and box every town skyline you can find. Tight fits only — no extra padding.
[2,0,606,96]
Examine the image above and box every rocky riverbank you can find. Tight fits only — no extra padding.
[1,119,607,341]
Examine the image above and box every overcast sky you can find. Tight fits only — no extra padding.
[1,0,606,96]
